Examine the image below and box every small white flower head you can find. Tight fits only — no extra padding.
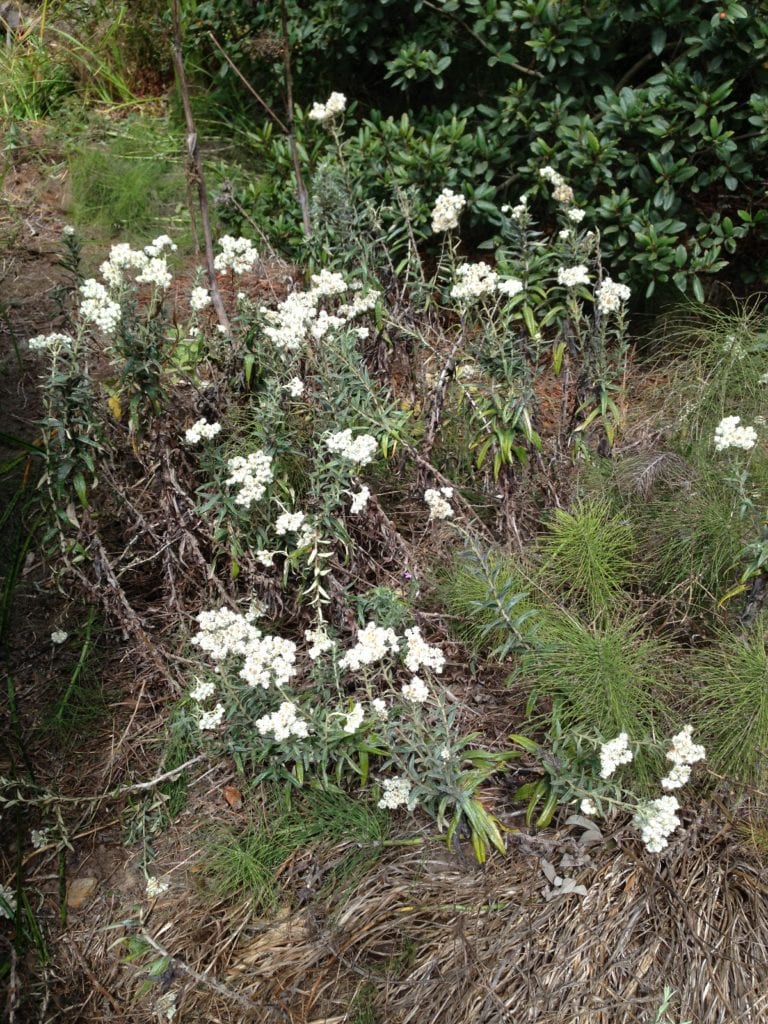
[557,265,591,288]
[28,332,73,352]
[275,510,306,536]
[189,286,211,312]
[580,797,598,816]
[31,829,49,849]
[595,276,631,315]
[51,629,68,644]
[424,487,454,521]
[713,415,758,452]
[305,627,335,660]
[136,256,172,290]
[430,188,466,233]
[184,419,222,446]
[567,207,586,223]
[144,234,177,258]
[189,678,216,703]
[450,262,498,303]
[339,621,400,671]
[225,451,274,507]
[552,182,575,204]
[439,747,451,761]
[325,429,378,466]
[539,166,565,187]
[759,371,768,385]
[198,702,226,731]
[214,235,259,275]
[343,700,365,734]
[256,549,275,568]
[145,876,170,899]
[62,224,76,236]
[308,91,347,122]
[371,697,388,719]
[660,763,692,791]
[377,776,414,810]
[598,732,633,778]
[285,377,305,398]
[349,485,371,515]
[255,700,309,742]
[633,795,681,853]
[497,277,524,297]
[79,279,121,334]
[666,725,705,766]
[403,626,445,674]
[401,675,429,703]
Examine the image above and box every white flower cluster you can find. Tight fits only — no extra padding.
[377,776,414,810]
[349,485,371,514]
[598,732,634,778]
[431,188,466,233]
[28,332,73,352]
[256,700,309,741]
[79,279,122,334]
[580,797,598,816]
[498,277,524,297]
[184,419,222,445]
[403,626,445,674]
[661,725,705,791]
[308,91,347,122]
[241,634,298,688]
[192,607,298,690]
[305,627,335,660]
[189,286,211,312]
[214,235,259,275]
[225,451,274,507]
[51,629,68,644]
[424,487,454,520]
[146,876,170,898]
[557,265,590,288]
[633,795,681,853]
[275,510,306,535]
[450,262,498,302]
[190,678,216,702]
[144,234,176,258]
[502,195,528,221]
[285,377,305,397]
[310,269,348,296]
[595,276,631,314]
[99,236,176,289]
[325,429,378,466]
[198,703,226,730]
[191,606,261,660]
[401,675,429,703]
[136,257,172,290]
[343,701,365,734]
[31,829,49,849]
[261,273,377,354]
[539,166,574,204]
[310,309,346,340]
[339,621,400,671]
[567,207,586,223]
[371,697,388,718]
[713,415,758,452]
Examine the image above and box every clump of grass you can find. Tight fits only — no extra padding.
[518,610,672,786]
[0,37,77,120]
[438,545,539,659]
[689,619,768,788]
[537,500,636,616]
[203,785,389,911]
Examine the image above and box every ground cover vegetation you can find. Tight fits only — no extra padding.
[1,2,768,1022]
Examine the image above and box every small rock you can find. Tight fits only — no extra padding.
[67,877,98,910]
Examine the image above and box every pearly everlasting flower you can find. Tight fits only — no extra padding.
[401,675,429,703]
[189,286,211,312]
[759,372,768,385]
[275,510,306,536]
[146,876,170,898]
[225,451,274,507]
[557,265,590,288]
[198,702,226,730]
[191,607,261,661]
[31,829,49,849]
[184,419,222,445]
[190,678,216,703]
[424,487,454,521]
[305,627,335,660]
[256,549,275,568]
[403,626,445,674]
[595,277,631,315]
[308,91,347,122]
[343,701,365,734]
[51,629,68,644]
[580,798,598,816]
[371,697,388,719]
[144,234,177,258]
[255,701,309,741]
[633,795,681,853]
[450,262,498,303]
[377,776,414,810]
[214,235,259,275]
[431,188,466,233]
[337,289,380,319]
[713,415,757,452]
[63,224,75,236]
[502,195,528,221]
[660,763,692,791]
[355,326,370,340]
[0,884,17,919]
[666,725,705,766]
[567,207,586,223]
[309,269,348,296]
[539,166,566,187]
[240,634,297,689]
[79,279,121,334]
[28,332,73,352]
[598,733,633,778]
[339,621,400,671]
[136,256,172,290]
[497,277,524,297]
[552,182,575,204]
[349,485,371,514]
[285,377,305,398]
[325,429,378,466]
[310,309,345,340]
[99,243,149,287]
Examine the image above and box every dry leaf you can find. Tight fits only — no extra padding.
[223,785,243,810]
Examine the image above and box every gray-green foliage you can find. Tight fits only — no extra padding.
[690,619,768,788]
[538,500,636,616]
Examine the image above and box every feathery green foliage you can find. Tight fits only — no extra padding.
[519,611,671,786]
[690,620,768,788]
[538,500,636,616]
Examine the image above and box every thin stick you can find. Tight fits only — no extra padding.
[207,32,288,134]
[279,0,311,237]
[170,0,230,335]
